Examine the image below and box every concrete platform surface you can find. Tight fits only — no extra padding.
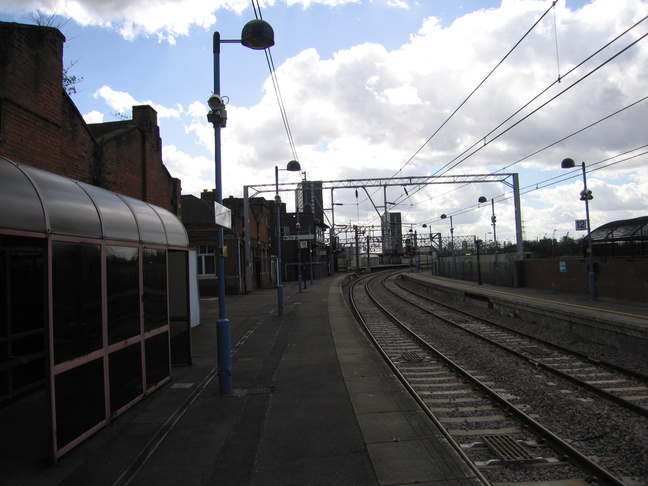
[4,274,485,486]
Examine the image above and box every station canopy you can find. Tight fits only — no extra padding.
[591,216,648,242]
[0,156,187,247]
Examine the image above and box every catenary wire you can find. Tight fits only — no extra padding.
[251,0,300,161]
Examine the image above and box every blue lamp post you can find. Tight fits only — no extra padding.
[208,19,274,395]
[561,158,596,300]
[275,160,301,316]
[478,196,499,286]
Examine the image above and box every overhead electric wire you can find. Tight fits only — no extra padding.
[377,11,647,218]
[438,29,648,177]
[391,0,560,180]
[264,48,299,161]
[352,0,563,220]
[251,0,300,162]
[382,30,648,214]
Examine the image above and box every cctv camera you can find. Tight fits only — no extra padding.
[207,94,224,110]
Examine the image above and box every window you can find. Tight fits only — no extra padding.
[107,246,140,344]
[52,241,102,364]
[196,245,215,277]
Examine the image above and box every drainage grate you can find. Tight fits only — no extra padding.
[401,352,423,362]
[482,435,541,463]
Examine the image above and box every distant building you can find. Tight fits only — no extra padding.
[382,212,403,259]
[296,180,324,222]
[182,192,274,294]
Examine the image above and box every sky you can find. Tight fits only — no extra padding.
[1,0,647,245]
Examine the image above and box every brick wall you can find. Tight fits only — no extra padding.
[0,21,180,216]
[519,257,648,301]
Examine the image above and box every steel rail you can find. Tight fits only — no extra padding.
[353,271,626,486]
[393,275,648,419]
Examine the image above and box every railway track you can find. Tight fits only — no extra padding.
[392,274,648,419]
[348,271,647,486]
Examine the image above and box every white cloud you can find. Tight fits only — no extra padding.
[82,109,104,123]
[93,86,183,119]
[162,145,215,196]
[2,0,359,42]
[46,0,646,241]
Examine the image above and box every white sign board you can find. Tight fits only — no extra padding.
[214,202,232,229]
[283,234,313,241]
[575,219,587,231]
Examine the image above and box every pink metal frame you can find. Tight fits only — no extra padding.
[1,228,184,463]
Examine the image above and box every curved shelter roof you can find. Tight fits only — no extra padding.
[0,156,187,247]
[591,216,648,241]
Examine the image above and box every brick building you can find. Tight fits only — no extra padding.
[0,21,190,466]
[0,21,181,215]
[182,192,275,295]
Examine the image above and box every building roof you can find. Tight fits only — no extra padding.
[0,156,187,247]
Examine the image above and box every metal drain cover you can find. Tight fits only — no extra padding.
[401,352,423,362]
[482,435,541,463]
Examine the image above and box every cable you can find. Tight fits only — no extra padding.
[394,1,560,179]
[437,19,648,176]
[265,48,299,160]
[251,0,300,161]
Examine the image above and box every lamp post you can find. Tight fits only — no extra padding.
[478,196,499,286]
[275,160,301,315]
[310,218,318,285]
[561,158,596,300]
[422,223,431,273]
[440,214,457,278]
[475,236,483,285]
[208,20,274,394]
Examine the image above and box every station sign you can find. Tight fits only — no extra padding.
[214,202,232,229]
[283,234,313,240]
[575,219,587,231]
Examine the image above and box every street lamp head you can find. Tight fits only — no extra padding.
[561,157,576,169]
[422,224,427,228]
[478,196,488,204]
[440,214,448,220]
[286,159,301,172]
[241,19,275,50]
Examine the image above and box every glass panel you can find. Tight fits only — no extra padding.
[119,196,167,245]
[0,249,6,399]
[0,158,46,233]
[145,333,170,388]
[0,237,46,402]
[52,242,102,364]
[11,239,46,334]
[78,183,140,242]
[143,249,167,332]
[204,255,215,275]
[153,207,188,247]
[169,251,190,365]
[54,358,105,450]
[109,344,142,414]
[25,165,102,237]
[107,246,140,345]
